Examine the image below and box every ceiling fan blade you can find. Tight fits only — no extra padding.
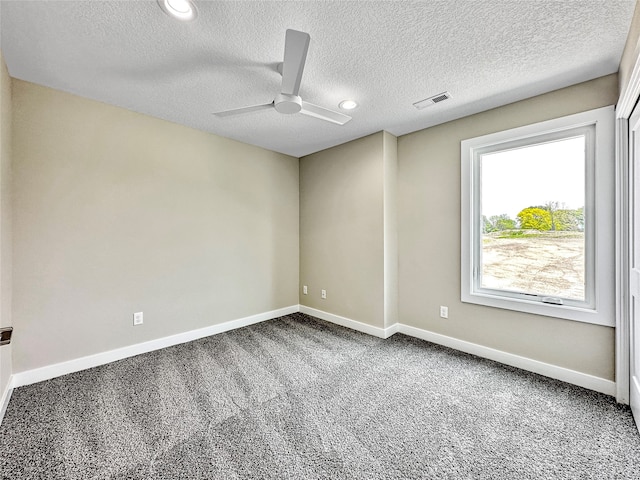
[213,102,274,117]
[281,29,310,96]
[300,102,352,125]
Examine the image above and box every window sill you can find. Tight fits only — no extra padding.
[461,290,614,326]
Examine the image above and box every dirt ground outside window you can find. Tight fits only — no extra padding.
[481,231,585,300]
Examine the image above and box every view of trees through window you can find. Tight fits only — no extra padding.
[479,136,586,301]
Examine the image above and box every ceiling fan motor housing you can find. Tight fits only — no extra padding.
[274,93,302,114]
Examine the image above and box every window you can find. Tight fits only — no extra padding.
[461,106,614,325]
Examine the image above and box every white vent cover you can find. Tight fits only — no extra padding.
[413,92,451,110]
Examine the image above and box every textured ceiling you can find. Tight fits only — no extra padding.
[0,1,636,157]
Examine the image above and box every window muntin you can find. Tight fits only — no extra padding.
[461,107,614,326]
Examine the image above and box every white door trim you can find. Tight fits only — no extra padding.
[616,116,631,404]
[628,105,640,430]
[615,52,640,404]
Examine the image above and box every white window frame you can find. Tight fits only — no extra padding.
[461,106,615,326]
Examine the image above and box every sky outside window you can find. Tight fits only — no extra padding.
[481,136,585,219]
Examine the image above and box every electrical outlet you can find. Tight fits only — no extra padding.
[439,306,448,319]
[303,285,308,295]
[321,289,327,299]
[133,312,144,326]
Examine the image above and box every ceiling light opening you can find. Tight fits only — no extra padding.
[339,100,358,110]
[158,0,197,21]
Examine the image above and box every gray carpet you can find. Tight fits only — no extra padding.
[1,313,639,479]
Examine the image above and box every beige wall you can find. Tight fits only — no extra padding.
[383,131,398,328]
[3,44,627,385]
[300,133,386,327]
[398,74,618,381]
[619,1,640,96]
[0,52,12,397]
[12,80,299,373]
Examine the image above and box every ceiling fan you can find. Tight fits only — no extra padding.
[213,29,352,125]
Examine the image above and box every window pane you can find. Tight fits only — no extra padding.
[479,136,585,301]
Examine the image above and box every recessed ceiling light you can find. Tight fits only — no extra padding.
[339,100,358,110]
[158,0,197,21]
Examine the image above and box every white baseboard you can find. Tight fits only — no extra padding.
[297,307,614,396]
[385,322,400,337]
[11,305,300,389]
[397,324,616,397]
[0,381,12,426]
[6,304,616,401]
[299,305,397,339]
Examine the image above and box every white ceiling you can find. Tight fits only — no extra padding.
[0,1,636,157]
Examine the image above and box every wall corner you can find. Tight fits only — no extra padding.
[383,131,398,328]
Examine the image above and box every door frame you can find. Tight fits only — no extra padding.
[615,53,640,404]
